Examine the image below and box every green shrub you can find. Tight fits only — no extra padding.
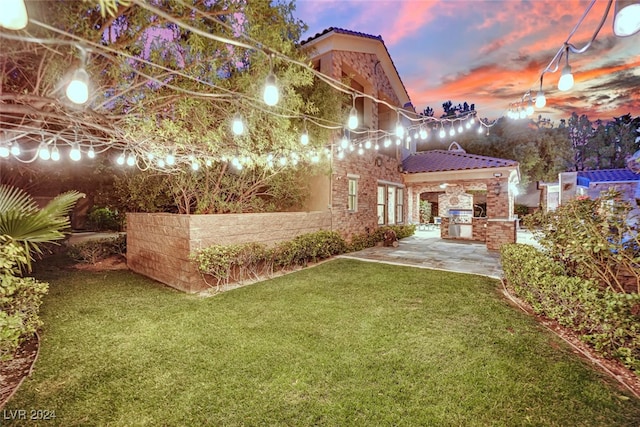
[501,243,640,372]
[67,235,127,264]
[0,237,49,361]
[87,207,122,231]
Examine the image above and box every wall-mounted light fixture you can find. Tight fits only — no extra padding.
[493,181,502,196]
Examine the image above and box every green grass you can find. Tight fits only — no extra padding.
[5,257,640,426]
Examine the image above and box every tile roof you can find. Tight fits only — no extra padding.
[577,169,640,186]
[300,27,411,107]
[402,150,518,173]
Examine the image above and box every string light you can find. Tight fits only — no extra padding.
[263,72,279,106]
[557,46,574,91]
[439,124,445,139]
[126,152,136,166]
[38,142,51,160]
[232,113,244,135]
[69,143,81,161]
[51,145,60,161]
[0,144,9,158]
[348,95,358,129]
[0,0,28,30]
[166,152,175,166]
[10,143,20,156]
[87,145,96,159]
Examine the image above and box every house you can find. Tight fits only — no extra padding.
[300,27,413,239]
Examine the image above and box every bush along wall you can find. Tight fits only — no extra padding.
[67,235,127,264]
[501,243,640,374]
[192,225,415,290]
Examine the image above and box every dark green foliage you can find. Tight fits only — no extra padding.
[86,207,122,231]
[67,235,126,264]
[501,243,640,373]
[193,226,416,288]
[0,237,48,361]
[524,190,639,293]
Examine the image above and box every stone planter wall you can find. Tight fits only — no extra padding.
[127,211,332,293]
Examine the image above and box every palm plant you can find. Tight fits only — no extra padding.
[0,184,84,271]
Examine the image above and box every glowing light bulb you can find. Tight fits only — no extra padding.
[374,143,379,150]
[349,144,355,152]
[558,64,574,91]
[311,154,319,163]
[39,144,50,160]
[420,128,428,139]
[0,146,9,158]
[87,146,95,159]
[365,140,372,149]
[263,73,279,106]
[51,145,60,161]
[478,125,484,134]
[526,104,534,116]
[126,153,136,166]
[519,109,526,119]
[279,156,287,166]
[0,0,28,30]
[613,1,640,37]
[337,151,344,160]
[358,147,364,155]
[69,144,81,161]
[535,91,546,108]
[469,117,475,124]
[458,124,463,133]
[439,128,445,139]
[116,153,125,165]
[205,159,212,167]
[66,68,90,105]
[191,161,199,171]
[395,122,404,138]
[232,114,244,135]
[395,139,401,146]
[348,106,358,130]
[166,153,175,166]
[383,138,391,147]
[449,127,455,137]
[300,130,309,145]
[340,136,349,149]
[157,159,166,168]
[10,144,20,156]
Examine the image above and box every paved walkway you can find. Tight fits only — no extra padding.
[339,229,539,279]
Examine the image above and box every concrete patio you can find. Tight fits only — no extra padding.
[339,228,540,279]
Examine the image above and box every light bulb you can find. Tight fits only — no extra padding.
[613,1,640,37]
[526,104,534,116]
[0,146,9,158]
[439,128,445,139]
[395,122,404,138]
[279,156,287,166]
[535,91,546,108]
[311,154,319,163]
[300,130,309,145]
[420,128,427,139]
[166,153,175,165]
[457,124,463,133]
[478,125,484,134]
[126,153,135,166]
[365,140,372,149]
[384,138,391,147]
[191,161,199,171]
[340,136,349,149]
[558,64,574,91]
[87,146,95,159]
[349,144,355,152]
[348,106,358,130]
[449,128,455,137]
[157,159,166,168]
[0,0,28,30]
[519,109,526,119]
[374,143,379,150]
[337,151,344,160]
[395,139,401,146]
[469,117,475,124]
[205,159,212,167]
[69,144,81,161]
[465,122,471,129]
[66,68,90,104]
[10,144,20,156]
[358,147,364,155]
[232,114,244,135]
[39,144,51,160]
[116,153,125,165]
[263,73,279,106]
[51,145,60,161]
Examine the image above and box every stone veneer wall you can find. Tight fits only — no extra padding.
[127,211,332,293]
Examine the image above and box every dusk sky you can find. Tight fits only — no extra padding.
[295,0,640,123]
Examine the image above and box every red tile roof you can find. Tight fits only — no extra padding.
[402,150,518,173]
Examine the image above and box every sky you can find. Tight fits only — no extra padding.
[294,0,640,124]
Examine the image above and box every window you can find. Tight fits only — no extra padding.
[348,176,358,212]
[396,188,404,223]
[377,182,405,224]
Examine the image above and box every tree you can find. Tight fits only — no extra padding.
[1,0,341,213]
[567,113,594,171]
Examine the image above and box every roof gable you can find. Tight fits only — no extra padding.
[402,150,518,173]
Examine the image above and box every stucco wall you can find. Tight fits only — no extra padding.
[127,211,332,293]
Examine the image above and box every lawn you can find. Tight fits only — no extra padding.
[5,257,640,426]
